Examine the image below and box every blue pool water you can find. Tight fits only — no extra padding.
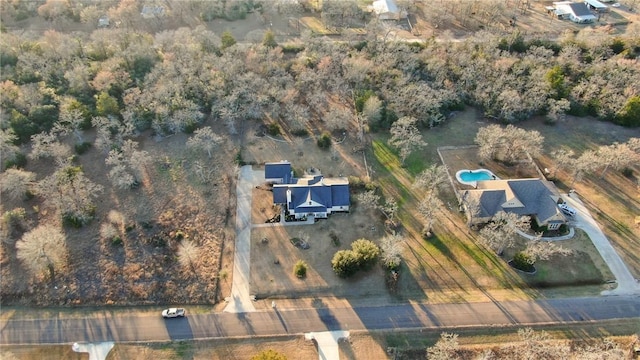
[459,170,493,182]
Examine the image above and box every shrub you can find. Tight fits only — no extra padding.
[621,167,633,178]
[263,30,277,48]
[62,206,95,228]
[511,252,535,273]
[267,123,281,136]
[281,44,305,54]
[331,238,381,278]
[293,260,307,278]
[2,208,27,231]
[183,121,198,134]
[331,250,360,278]
[291,128,309,137]
[111,236,123,246]
[4,152,27,169]
[317,132,331,149]
[235,151,246,166]
[63,214,85,228]
[329,231,340,247]
[74,142,92,154]
[347,176,379,193]
[353,41,367,51]
[351,238,380,270]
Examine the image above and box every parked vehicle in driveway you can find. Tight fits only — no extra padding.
[558,203,577,217]
[162,308,185,318]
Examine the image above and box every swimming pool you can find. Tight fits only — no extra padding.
[456,169,498,187]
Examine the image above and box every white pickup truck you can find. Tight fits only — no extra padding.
[161,308,185,318]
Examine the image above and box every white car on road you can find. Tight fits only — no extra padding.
[162,308,185,318]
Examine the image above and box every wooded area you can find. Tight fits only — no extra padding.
[1,0,639,306]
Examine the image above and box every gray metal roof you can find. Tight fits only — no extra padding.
[468,178,564,224]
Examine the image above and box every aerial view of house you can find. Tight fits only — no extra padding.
[461,178,567,230]
[268,161,350,220]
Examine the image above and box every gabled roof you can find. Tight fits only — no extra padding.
[331,184,350,207]
[273,175,349,212]
[465,178,564,223]
[265,161,292,183]
[568,2,594,16]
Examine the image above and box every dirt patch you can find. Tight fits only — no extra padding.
[250,211,389,299]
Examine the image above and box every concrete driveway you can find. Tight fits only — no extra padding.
[562,192,640,296]
[224,165,264,313]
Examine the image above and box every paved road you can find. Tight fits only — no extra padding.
[1,296,638,345]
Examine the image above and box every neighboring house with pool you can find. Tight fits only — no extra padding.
[460,178,567,230]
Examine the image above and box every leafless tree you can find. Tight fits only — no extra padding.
[16,224,66,280]
[106,140,151,189]
[479,211,530,255]
[356,190,396,224]
[549,148,575,179]
[475,124,503,162]
[92,116,134,153]
[0,168,36,201]
[178,240,200,274]
[475,125,543,163]
[29,132,72,165]
[595,141,639,178]
[501,125,544,163]
[463,193,482,227]
[522,235,573,265]
[426,332,461,360]
[380,233,404,269]
[186,126,223,158]
[418,192,443,237]
[570,150,598,184]
[504,328,571,359]
[546,98,570,124]
[577,337,626,360]
[53,108,86,144]
[413,164,448,194]
[362,95,382,130]
[36,165,103,225]
[324,107,352,132]
[388,116,427,166]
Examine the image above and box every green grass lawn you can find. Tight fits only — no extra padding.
[503,229,615,293]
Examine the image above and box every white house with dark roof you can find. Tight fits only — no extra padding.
[461,178,567,230]
[267,162,350,220]
[553,1,597,23]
